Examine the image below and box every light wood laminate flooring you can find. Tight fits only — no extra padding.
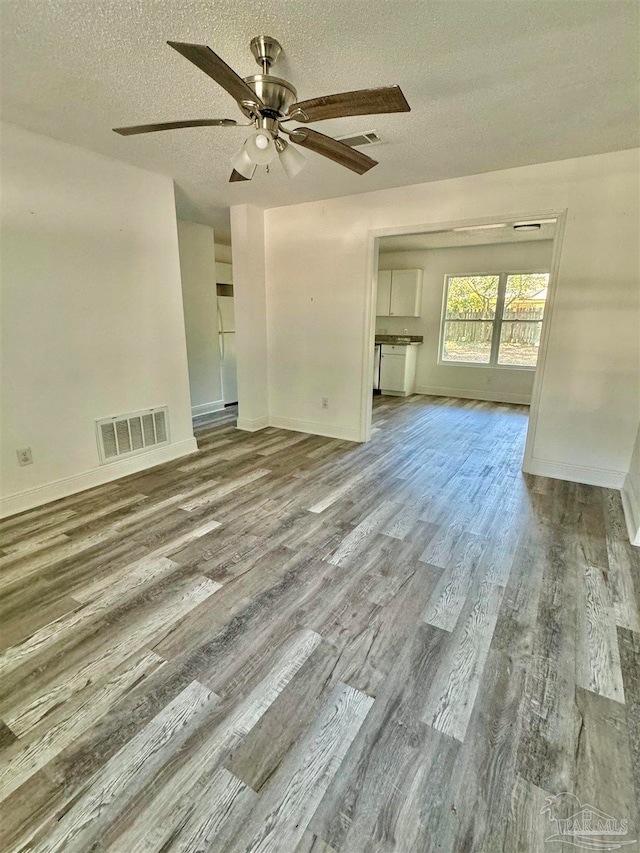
[1,395,639,852]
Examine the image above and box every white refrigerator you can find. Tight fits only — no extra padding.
[217,296,238,405]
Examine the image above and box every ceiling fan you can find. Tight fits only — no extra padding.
[113,35,410,182]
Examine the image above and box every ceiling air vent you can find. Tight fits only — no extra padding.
[96,407,170,464]
[335,130,382,148]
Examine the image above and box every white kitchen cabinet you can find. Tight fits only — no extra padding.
[376,269,423,317]
[389,269,423,316]
[376,270,392,316]
[380,344,418,396]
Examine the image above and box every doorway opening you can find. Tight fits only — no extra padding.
[193,253,239,430]
[363,212,566,473]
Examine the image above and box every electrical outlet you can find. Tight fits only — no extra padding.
[321,397,329,410]
[17,447,33,466]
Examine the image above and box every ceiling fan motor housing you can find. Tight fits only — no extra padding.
[242,74,297,120]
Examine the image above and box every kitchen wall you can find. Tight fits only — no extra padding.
[377,240,554,404]
[253,147,639,489]
[0,122,196,517]
[177,220,224,417]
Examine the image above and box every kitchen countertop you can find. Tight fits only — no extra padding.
[375,335,423,345]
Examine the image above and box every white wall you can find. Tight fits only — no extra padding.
[0,123,196,517]
[622,424,640,545]
[377,240,554,404]
[253,148,639,486]
[177,221,224,417]
[231,205,269,431]
[216,262,233,285]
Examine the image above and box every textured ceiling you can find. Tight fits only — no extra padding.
[2,1,638,243]
[379,222,556,252]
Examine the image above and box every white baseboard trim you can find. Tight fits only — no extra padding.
[0,438,199,519]
[236,415,270,433]
[415,385,531,405]
[191,399,225,417]
[269,415,361,443]
[621,474,640,545]
[523,457,626,489]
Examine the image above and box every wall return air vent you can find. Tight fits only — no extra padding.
[96,407,169,464]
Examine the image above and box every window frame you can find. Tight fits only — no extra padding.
[438,269,549,370]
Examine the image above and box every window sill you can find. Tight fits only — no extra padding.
[437,360,537,371]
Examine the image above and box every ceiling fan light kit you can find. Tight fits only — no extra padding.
[230,145,257,180]
[243,128,277,163]
[275,138,307,178]
[114,35,411,183]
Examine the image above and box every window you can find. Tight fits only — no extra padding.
[440,272,549,368]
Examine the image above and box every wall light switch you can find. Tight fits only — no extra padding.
[17,447,33,466]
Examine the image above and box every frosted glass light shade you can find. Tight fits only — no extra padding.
[277,139,307,178]
[244,130,277,165]
[230,146,257,179]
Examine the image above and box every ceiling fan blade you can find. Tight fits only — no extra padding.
[229,169,251,182]
[286,86,410,123]
[113,119,238,136]
[167,41,264,109]
[288,128,377,175]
